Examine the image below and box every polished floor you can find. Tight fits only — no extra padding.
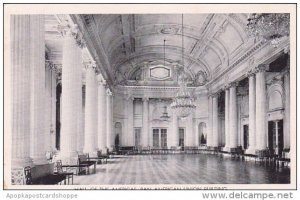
[73,154,290,185]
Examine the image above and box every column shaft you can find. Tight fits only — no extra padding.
[60,26,82,160]
[76,71,83,154]
[247,73,256,154]
[51,70,57,150]
[224,88,230,151]
[255,65,267,150]
[127,97,134,146]
[229,84,238,148]
[186,113,194,146]
[106,91,113,150]
[283,71,290,148]
[275,121,279,155]
[212,95,219,147]
[44,64,52,152]
[97,79,107,152]
[83,64,98,153]
[207,95,213,147]
[171,112,179,147]
[27,15,48,165]
[142,98,149,147]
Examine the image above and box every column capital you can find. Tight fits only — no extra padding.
[223,84,231,90]
[58,23,85,48]
[210,92,220,98]
[246,70,256,78]
[253,64,268,73]
[142,97,149,102]
[106,89,112,96]
[96,74,106,86]
[84,60,97,71]
[126,95,134,101]
[229,81,239,88]
[45,60,53,69]
[97,79,106,86]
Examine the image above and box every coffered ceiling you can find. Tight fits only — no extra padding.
[46,14,255,87]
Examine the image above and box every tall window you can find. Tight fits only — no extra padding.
[152,128,168,148]
[134,128,141,147]
[161,129,167,148]
[153,129,159,147]
[179,128,185,147]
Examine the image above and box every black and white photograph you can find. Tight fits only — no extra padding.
[3,3,296,190]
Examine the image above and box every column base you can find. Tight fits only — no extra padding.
[12,157,33,168]
[222,146,231,152]
[31,156,48,165]
[245,147,256,155]
[83,148,99,155]
[57,151,78,165]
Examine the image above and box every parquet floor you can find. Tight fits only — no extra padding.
[73,154,290,185]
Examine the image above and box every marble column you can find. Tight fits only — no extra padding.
[106,89,113,150]
[207,95,213,147]
[83,61,98,154]
[246,71,256,154]
[229,82,238,149]
[29,15,47,165]
[51,67,57,151]
[283,68,290,149]
[44,62,52,152]
[11,16,34,185]
[223,86,230,151]
[212,93,219,147]
[255,65,267,150]
[171,111,179,147]
[97,77,107,152]
[126,96,134,146]
[59,24,83,161]
[274,120,279,155]
[142,97,149,147]
[186,113,195,146]
[76,65,84,154]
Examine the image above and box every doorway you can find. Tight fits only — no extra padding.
[115,122,122,151]
[179,128,185,149]
[243,125,249,150]
[134,128,141,148]
[198,122,207,145]
[152,128,168,148]
[268,120,284,156]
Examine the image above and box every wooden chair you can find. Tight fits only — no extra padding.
[78,154,96,175]
[24,165,66,185]
[54,160,74,185]
[24,166,33,185]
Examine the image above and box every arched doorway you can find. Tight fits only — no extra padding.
[198,122,207,145]
[115,122,122,151]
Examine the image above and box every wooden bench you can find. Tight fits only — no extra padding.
[87,151,108,164]
[119,146,137,155]
[24,164,67,185]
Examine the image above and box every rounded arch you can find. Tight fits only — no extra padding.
[267,83,285,111]
[198,122,207,145]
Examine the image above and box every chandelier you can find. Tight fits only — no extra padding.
[246,13,290,48]
[170,14,196,118]
[160,39,171,121]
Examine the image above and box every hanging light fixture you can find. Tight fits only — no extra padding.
[160,39,171,121]
[170,14,196,118]
[246,13,290,48]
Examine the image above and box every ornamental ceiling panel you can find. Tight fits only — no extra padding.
[217,21,244,55]
[46,14,254,87]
